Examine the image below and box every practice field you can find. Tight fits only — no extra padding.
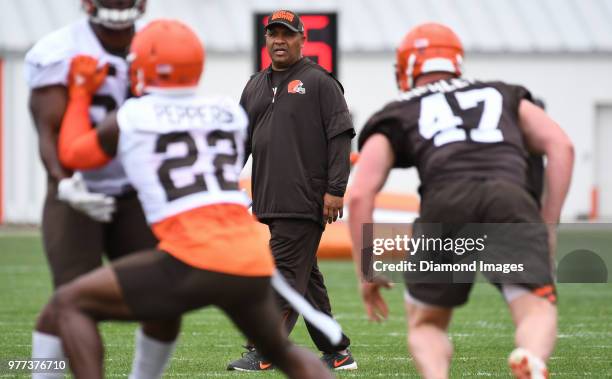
[1,231,611,378]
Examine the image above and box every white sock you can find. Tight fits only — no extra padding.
[32,331,65,379]
[129,328,177,379]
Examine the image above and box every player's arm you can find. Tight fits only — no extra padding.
[58,55,118,170]
[349,133,394,279]
[518,99,574,224]
[348,133,394,321]
[29,86,72,181]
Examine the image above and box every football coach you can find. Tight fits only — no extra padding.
[227,9,357,372]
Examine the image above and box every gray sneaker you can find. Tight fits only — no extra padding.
[321,349,357,370]
[227,347,274,371]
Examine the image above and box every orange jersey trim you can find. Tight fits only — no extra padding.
[58,95,111,170]
[152,204,274,277]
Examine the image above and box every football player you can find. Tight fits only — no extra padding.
[43,19,334,379]
[348,23,574,379]
[25,1,179,378]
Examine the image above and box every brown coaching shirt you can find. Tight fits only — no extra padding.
[241,58,355,224]
[359,78,536,197]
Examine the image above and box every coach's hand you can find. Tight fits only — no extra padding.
[68,55,108,98]
[323,193,344,224]
[360,277,393,322]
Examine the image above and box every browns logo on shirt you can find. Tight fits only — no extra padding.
[288,79,305,94]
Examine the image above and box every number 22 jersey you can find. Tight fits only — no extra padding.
[116,93,273,276]
[358,78,534,194]
[116,93,251,224]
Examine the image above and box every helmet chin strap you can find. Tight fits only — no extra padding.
[90,0,144,30]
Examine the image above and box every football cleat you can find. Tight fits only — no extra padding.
[321,349,357,370]
[508,347,549,379]
[226,347,274,371]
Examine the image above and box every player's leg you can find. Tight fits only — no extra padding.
[404,190,477,379]
[405,295,453,379]
[33,185,104,379]
[50,265,133,379]
[503,285,556,378]
[111,239,330,378]
[104,193,180,379]
[404,283,473,379]
[481,180,557,378]
[51,249,190,379]
[129,319,181,379]
[41,185,106,289]
[511,291,557,358]
[221,276,333,379]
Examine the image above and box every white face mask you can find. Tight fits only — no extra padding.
[89,0,144,30]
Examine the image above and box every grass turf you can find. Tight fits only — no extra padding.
[0,231,611,378]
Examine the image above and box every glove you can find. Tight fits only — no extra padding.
[57,173,116,223]
[68,55,108,98]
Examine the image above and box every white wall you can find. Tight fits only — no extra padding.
[3,56,47,223]
[3,52,609,222]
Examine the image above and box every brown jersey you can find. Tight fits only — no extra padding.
[359,78,533,195]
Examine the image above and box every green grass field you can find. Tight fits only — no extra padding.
[1,230,611,378]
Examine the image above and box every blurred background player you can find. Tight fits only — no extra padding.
[348,23,574,379]
[47,19,335,379]
[227,10,356,371]
[24,1,179,378]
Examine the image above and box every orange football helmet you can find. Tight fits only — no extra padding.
[395,22,464,91]
[128,19,205,96]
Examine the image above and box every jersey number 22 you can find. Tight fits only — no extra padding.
[155,131,239,201]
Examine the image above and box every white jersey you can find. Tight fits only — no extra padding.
[24,18,133,195]
[116,93,251,224]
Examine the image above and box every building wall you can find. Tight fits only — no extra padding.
[2,55,47,223]
[3,51,610,222]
